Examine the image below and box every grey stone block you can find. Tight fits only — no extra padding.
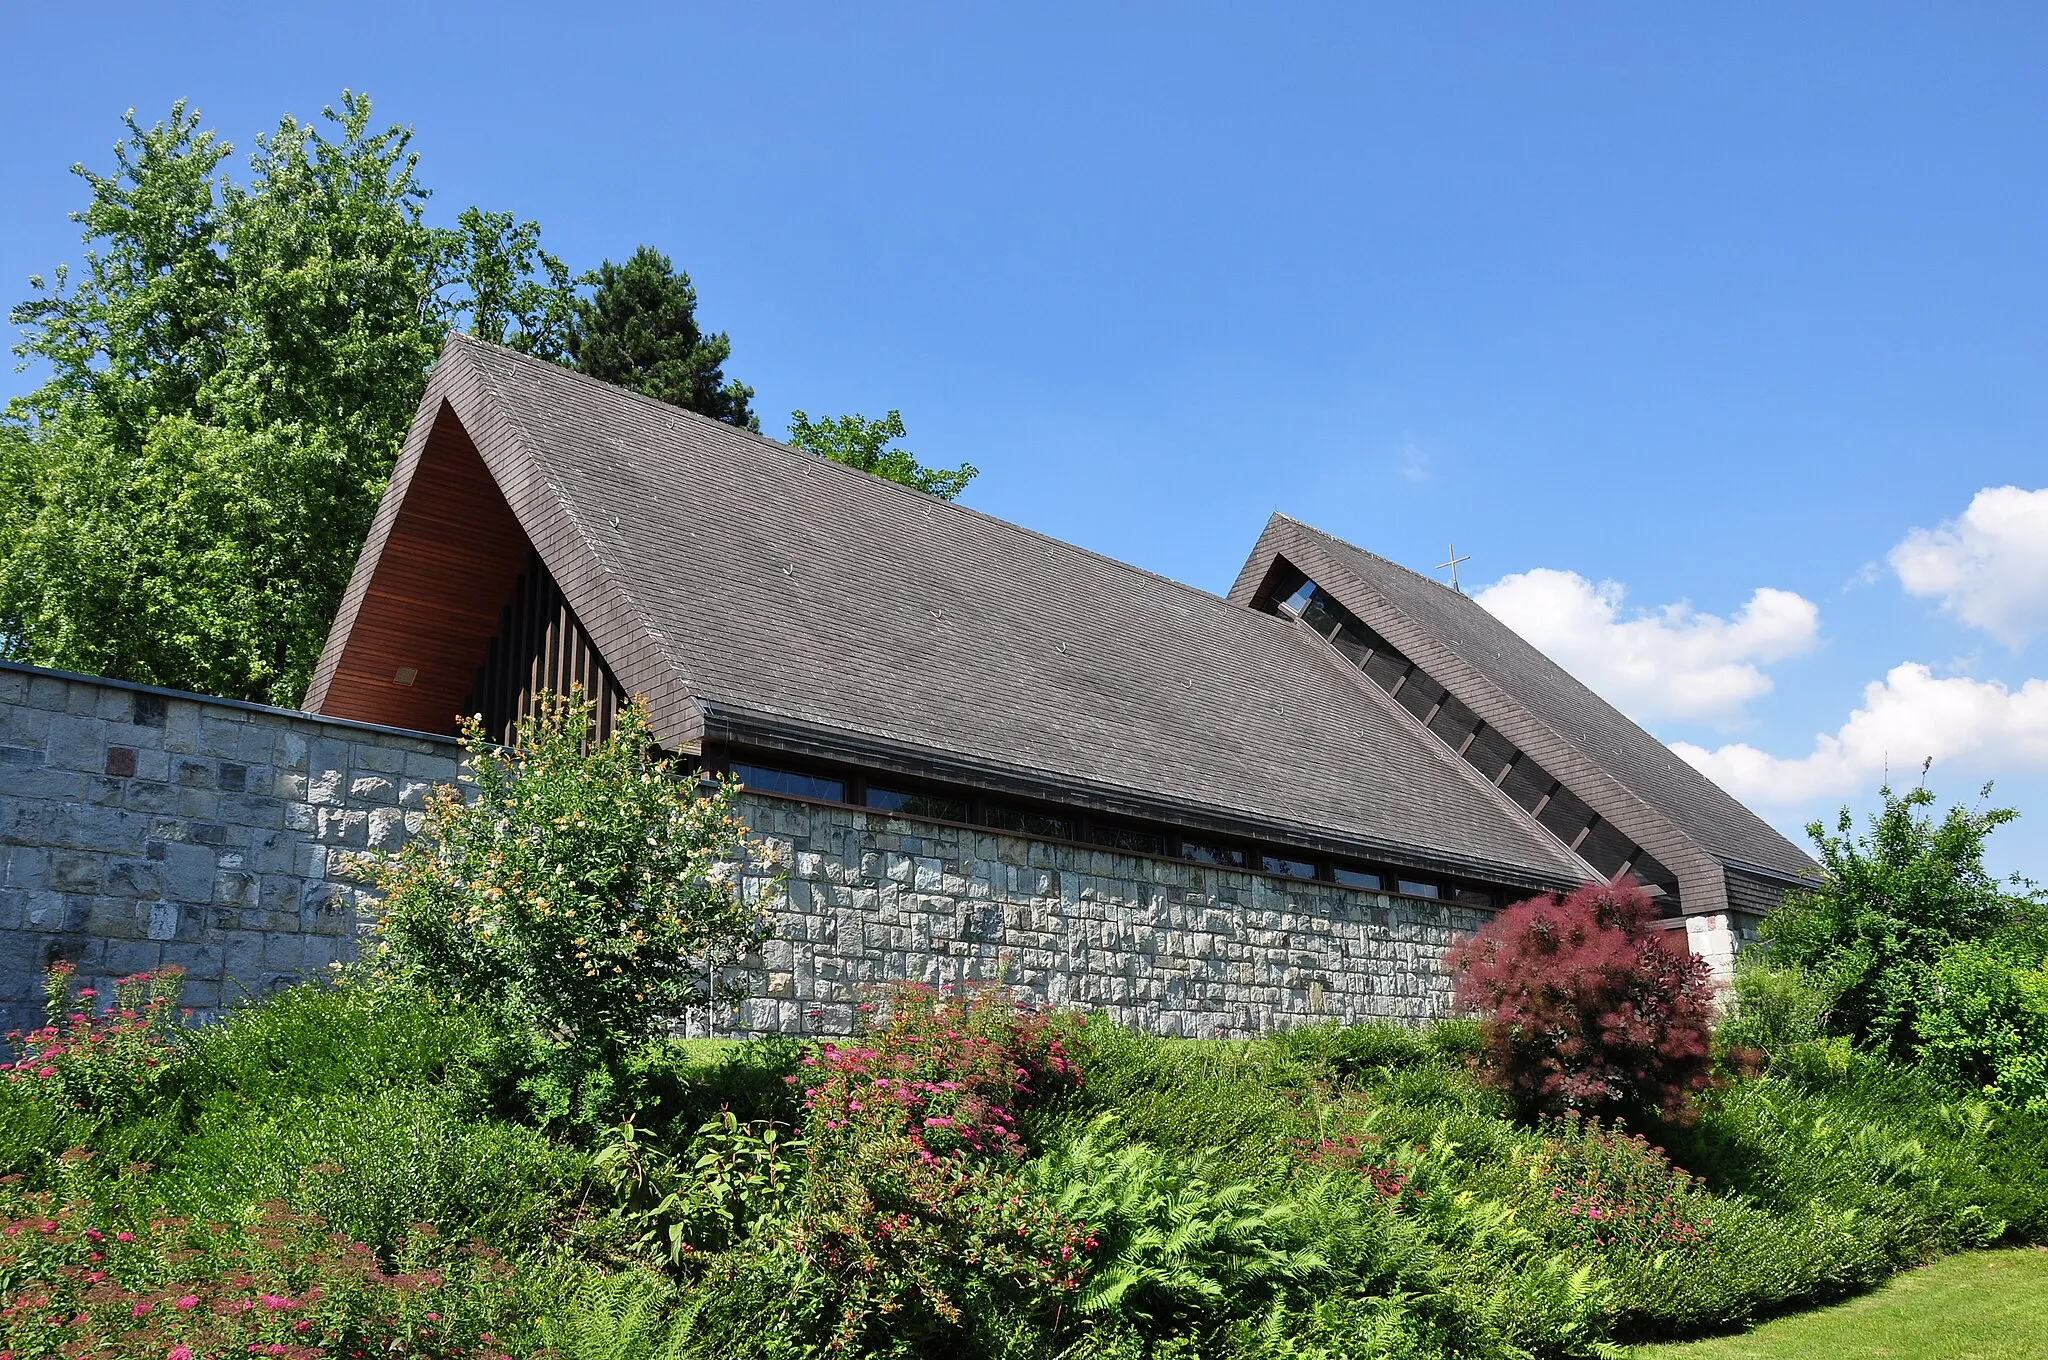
[348,775,396,804]
[158,841,218,904]
[162,700,200,754]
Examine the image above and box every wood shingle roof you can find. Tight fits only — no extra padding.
[311,335,1598,892]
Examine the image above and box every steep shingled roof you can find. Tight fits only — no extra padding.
[1228,515,1817,910]
[310,335,1595,891]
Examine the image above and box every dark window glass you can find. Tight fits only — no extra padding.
[1329,623,1376,669]
[1449,884,1495,910]
[1463,724,1517,782]
[1499,756,1553,812]
[1577,819,1637,879]
[1362,648,1409,692]
[983,804,1073,840]
[1181,840,1247,868]
[1278,578,1316,615]
[1629,848,1680,901]
[1095,823,1169,856]
[1393,668,1445,722]
[1395,878,1440,899]
[1536,785,1597,846]
[1427,693,1480,748]
[866,787,969,822]
[1333,865,1382,890]
[1298,589,1346,638]
[732,763,845,803]
[1261,854,1318,879]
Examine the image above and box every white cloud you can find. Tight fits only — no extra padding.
[1474,569,1821,728]
[1673,663,2048,805]
[1889,485,2048,646]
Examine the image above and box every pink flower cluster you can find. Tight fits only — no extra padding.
[1290,1132,1424,1200]
[794,982,1081,1162]
[4,964,188,1117]
[1533,1113,1713,1255]
[0,1180,518,1360]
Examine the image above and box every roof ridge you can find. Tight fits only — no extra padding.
[1274,514,1475,598]
[454,330,1289,628]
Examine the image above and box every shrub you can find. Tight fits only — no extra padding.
[370,691,778,1127]
[159,1085,588,1254]
[1515,1113,1711,1257]
[798,982,1082,1162]
[171,976,482,1112]
[1764,781,2042,1066]
[1448,881,1716,1123]
[4,965,186,1123]
[0,1175,534,1359]
[1912,940,2048,1114]
[673,983,1093,1357]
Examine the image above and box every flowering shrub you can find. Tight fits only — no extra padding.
[370,692,777,1125]
[1448,881,1717,1122]
[0,1174,527,1359]
[688,983,1094,1353]
[1519,1113,1711,1257]
[1289,1131,1422,1202]
[794,982,1082,1163]
[3,964,186,1121]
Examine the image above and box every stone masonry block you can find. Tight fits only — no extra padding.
[158,841,217,904]
[26,675,69,710]
[162,700,200,755]
[348,775,396,804]
[44,715,105,774]
[198,716,246,758]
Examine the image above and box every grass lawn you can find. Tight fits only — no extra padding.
[1632,1249,2048,1360]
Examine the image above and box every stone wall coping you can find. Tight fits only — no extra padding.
[0,660,460,749]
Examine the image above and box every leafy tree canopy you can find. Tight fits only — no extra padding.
[785,408,978,500]
[2,94,575,705]
[566,245,757,431]
[3,93,961,706]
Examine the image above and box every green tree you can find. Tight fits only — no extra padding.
[784,408,978,500]
[369,691,776,1126]
[565,246,757,430]
[1,94,575,705]
[1764,778,2044,1064]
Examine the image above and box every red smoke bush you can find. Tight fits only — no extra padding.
[1448,881,1717,1123]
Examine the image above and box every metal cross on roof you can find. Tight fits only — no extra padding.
[1437,543,1471,593]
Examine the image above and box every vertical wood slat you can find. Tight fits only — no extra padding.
[468,551,626,745]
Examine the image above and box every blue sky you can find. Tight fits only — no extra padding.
[4,3,2046,877]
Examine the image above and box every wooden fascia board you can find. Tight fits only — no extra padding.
[698,699,1586,895]
[303,370,458,713]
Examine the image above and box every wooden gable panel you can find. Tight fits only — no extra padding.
[314,405,533,734]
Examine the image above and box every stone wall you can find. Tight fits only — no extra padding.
[0,663,459,1036]
[1685,910,1763,989]
[728,796,1489,1039]
[2,662,1490,1043]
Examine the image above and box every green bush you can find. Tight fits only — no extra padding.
[371,692,778,1128]
[1914,940,2048,1113]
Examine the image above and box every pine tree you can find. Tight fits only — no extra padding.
[566,246,757,430]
